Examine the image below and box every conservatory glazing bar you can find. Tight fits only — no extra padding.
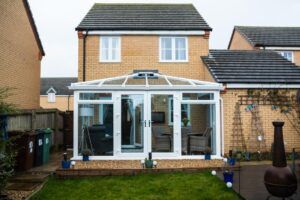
[69,72,223,160]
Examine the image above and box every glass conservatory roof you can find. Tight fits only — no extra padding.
[69,71,223,91]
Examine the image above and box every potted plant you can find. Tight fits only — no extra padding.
[61,152,71,169]
[204,147,212,160]
[82,149,92,161]
[144,158,153,168]
[228,152,236,166]
[182,118,189,127]
[222,158,234,183]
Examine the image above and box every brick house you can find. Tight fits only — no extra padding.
[69,3,300,160]
[0,0,44,109]
[40,78,77,111]
[228,26,300,65]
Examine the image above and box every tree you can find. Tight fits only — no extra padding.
[0,87,17,196]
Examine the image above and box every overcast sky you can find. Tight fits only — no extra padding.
[28,0,300,77]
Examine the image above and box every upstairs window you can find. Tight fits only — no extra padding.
[277,51,293,62]
[48,93,56,103]
[47,87,56,103]
[160,37,188,62]
[100,37,121,62]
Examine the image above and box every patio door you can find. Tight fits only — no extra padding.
[116,92,179,158]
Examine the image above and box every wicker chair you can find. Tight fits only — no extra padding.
[189,127,212,154]
[152,125,172,152]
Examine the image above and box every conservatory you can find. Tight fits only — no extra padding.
[69,71,224,160]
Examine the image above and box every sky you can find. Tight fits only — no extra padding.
[28,0,300,78]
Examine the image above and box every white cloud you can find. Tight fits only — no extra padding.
[28,0,300,77]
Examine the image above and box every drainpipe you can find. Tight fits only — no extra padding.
[82,31,88,82]
[220,97,224,156]
[67,95,70,111]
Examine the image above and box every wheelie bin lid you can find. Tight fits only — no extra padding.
[43,128,53,134]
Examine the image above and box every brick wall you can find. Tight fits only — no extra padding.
[221,89,300,154]
[0,0,41,109]
[293,51,300,66]
[228,30,254,50]
[40,96,74,111]
[78,35,210,81]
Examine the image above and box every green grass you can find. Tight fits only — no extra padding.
[31,172,240,200]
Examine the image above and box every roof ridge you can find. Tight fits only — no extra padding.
[235,25,300,29]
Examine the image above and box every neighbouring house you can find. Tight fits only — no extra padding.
[0,0,44,109]
[69,3,300,161]
[40,78,77,111]
[228,26,300,65]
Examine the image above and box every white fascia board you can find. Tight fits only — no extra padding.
[85,30,205,36]
[226,83,300,89]
[264,47,300,50]
[68,85,224,91]
[40,95,73,97]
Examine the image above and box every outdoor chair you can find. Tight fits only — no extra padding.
[189,127,212,154]
[152,125,172,152]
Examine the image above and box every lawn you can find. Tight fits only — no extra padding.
[31,172,240,200]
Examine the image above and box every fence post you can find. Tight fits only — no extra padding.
[31,110,36,130]
[54,109,59,146]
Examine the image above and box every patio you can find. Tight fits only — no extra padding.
[69,71,223,161]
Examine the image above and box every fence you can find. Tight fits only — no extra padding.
[5,109,65,147]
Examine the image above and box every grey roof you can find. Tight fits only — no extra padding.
[41,78,77,95]
[233,26,300,47]
[76,4,211,31]
[202,50,300,84]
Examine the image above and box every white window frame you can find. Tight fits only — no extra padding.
[47,93,56,103]
[168,97,190,126]
[100,36,121,62]
[277,51,294,62]
[159,37,188,62]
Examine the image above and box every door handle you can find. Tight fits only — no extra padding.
[148,120,152,127]
[144,120,147,127]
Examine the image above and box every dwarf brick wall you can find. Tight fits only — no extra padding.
[221,89,300,154]
[0,0,41,109]
[228,31,254,50]
[40,96,74,111]
[78,35,210,81]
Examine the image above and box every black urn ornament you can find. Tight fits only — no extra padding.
[264,121,297,198]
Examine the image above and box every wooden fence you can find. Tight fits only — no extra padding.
[5,109,65,146]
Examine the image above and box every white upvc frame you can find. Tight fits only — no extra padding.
[149,91,180,158]
[179,91,221,158]
[72,89,222,160]
[276,51,294,62]
[159,36,188,62]
[99,36,121,63]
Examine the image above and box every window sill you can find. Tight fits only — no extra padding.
[159,60,189,63]
[99,60,121,63]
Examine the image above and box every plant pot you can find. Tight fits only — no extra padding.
[145,160,153,168]
[61,160,71,169]
[82,155,89,161]
[228,158,236,166]
[223,171,234,183]
[204,153,211,160]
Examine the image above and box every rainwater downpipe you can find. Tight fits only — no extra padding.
[83,31,89,82]
[220,97,224,156]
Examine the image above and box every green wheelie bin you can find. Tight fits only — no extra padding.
[42,128,52,164]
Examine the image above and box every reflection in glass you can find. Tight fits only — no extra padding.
[78,104,113,156]
[121,95,144,153]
